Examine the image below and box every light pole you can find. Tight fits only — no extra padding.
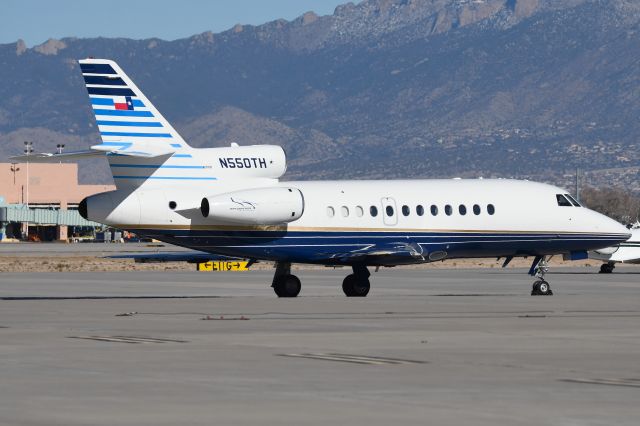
[23,141,33,240]
[10,163,20,185]
[23,141,33,207]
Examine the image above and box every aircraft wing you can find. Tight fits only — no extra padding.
[108,251,245,264]
[321,242,427,266]
[10,142,175,163]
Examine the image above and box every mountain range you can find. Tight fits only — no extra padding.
[1,0,640,191]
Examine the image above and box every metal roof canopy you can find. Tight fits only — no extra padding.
[0,205,102,227]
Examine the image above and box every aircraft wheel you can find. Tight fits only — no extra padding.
[599,263,615,274]
[342,274,370,297]
[531,280,553,296]
[273,274,301,298]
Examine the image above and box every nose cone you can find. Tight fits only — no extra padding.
[588,209,631,246]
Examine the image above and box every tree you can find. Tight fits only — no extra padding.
[579,187,640,225]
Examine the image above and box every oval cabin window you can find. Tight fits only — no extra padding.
[327,206,335,217]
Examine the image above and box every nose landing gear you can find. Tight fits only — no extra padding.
[529,255,553,296]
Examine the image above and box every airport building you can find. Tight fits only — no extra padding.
[0,163,114,241]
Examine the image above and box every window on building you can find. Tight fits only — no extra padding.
[556,194,572,207]
[445,205,452,216]
[402,205,410,216]
[370,206,378,217]
[416,205,424,216]
[473,204,481,215]
[487,204,495,215]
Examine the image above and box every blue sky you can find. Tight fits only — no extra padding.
[1,0,354,46]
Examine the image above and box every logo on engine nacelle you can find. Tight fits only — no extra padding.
[230,197,256,210]
[219,157,267,169]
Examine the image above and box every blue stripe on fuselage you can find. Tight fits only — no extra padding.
[121,229,628,265]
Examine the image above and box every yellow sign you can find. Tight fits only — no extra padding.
[197,261,249,272]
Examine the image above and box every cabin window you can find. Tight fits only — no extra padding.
[402,205,410,216]
[431,205,438,216]
[487,204,495,215]
[416,205,424,216]
[168,201,177,210]
[341,206,349,217]
[355,206,364,217]
[386,205,395,217]
[445,205,453,216]
[459,204,467,215]
[327,206,335,217]
[370,206,378,217]
[565,194,581,207]
[556,194,572,207]
[473,204,481,215]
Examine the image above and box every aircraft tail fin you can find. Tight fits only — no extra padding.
[75,59,217,189]
[79,58,191,150]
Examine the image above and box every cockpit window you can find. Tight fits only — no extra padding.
[564,194,581,207]
[556,194,572,207]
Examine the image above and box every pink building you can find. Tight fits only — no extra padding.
[0,163,114,240]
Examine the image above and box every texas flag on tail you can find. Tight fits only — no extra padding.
[114,96,134,110]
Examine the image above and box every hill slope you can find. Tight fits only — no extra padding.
[1,0,640,190]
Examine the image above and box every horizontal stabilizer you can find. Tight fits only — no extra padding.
[10,142,175,163]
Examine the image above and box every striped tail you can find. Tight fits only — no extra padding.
[80,58,214,188]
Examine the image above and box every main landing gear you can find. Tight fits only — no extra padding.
[271,262,301,298]
[271,262,372,298]
[599,262,615,274]
[342,265,371,297]
[529,255,553,296]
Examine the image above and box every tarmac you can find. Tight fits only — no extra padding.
[1,267,639,425]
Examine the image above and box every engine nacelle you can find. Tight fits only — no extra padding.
[593,245,619,255]
[201,187,304,225]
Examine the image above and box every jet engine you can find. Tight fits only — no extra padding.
[592,245,620,255]
[201,187,304,225]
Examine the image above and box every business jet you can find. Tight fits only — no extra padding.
[12,59,630,297]
[590,227,640,273]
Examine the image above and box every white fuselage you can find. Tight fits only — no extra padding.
[82,177,630,266]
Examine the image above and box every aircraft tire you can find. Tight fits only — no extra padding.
[273,274,301,298]
[342,274,370,297]
[531,280,553,296]
[599,263,614,274]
